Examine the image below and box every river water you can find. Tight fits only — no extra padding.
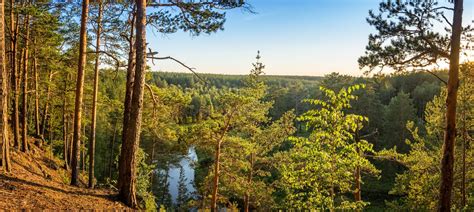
[168,147,198,203]
[153,147,198,206]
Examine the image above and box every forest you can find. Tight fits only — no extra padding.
[0,0,472,211]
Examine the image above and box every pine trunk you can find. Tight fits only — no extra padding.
[63,72,69,168]
[70,0,89,186]
[118,0,145,207]
[108,120,117,179]
[211,142,221,212]
[63,94,68,170]
[88,0,102,189]
[81,138,85,172]
[20,15,29,152]
[244,153,254,212]
[118,5,136,189]
[10,0,18,149]
[438,0,463,210]
[1,0,11,172]
[68,125,73,167]
[33,38,39,137]
[40,70,53,137]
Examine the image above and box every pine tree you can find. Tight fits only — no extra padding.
[176,166,189,210]
[88,0,103,189]
[358,1,466,208]
[118,0,146,207]
[0,0,11,173]
[70,0,90,186]
[382,91,417,153]
[389,65,474,210]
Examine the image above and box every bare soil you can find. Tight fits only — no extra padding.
[0,141,131,210]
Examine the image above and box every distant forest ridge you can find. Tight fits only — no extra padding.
[150,71,323,88]
[150,70,448,89]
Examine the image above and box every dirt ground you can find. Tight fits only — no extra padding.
[0,142,131,210]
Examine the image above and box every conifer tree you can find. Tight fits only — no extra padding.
[70,0,89,186]
[358,1,466,208]
[0,0,11,173]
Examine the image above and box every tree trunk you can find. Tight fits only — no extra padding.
[20,15,29,152]
[63,71,69,169]
[244,153,254,212]
[33,38,40,137]
[461,106,466,208]
[68,123,73,167]
[108,119,117,179]
[211,141,221,212]
[354,128,361,203]
[40,70,53,137]
[88,0,102,189]
[81,111,86,173]
[82,136,85,172]
[460,87,468,208]
[16,47,22,145]
[149,141,156,191]
[10,0,18,149]
[438,0,463,211]
[210,115,233,211]
[70,0,89,186]
[118,0,145,207]
[63,92,68,170]
[118,5,136,189]
[1,0,11,173]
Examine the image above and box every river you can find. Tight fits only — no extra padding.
[152,146,198,207]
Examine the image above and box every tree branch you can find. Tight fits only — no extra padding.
[388,51,431,66]
[361,129,378,139]
[87,50,126,71]
[424,69,448,85]
[145,83,159,117]
[146,49,208,84]
[441,13,453,27]
[432,6,454,11]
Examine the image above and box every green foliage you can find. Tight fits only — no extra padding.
[18,5,462,209]
[382,91,417,153]
[152,169,173,209]
[190,54,275,208]
[387,121,441,210]
[389,63,474,210]
[358,0,454,72]
[136,148,157,211]
[148,1,246,36]
[278,84,379,210]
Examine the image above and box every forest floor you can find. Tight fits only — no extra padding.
[0,138,130,210]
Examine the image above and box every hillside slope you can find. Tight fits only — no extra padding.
[0,140,130,210]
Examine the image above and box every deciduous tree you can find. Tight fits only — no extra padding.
[279,85,379,210]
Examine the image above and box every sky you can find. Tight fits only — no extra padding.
[147,0,474,77]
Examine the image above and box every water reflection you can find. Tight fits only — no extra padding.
[168,147,197,203]
[153,147,198,209]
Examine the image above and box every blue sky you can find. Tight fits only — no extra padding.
[147,0,474,76]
